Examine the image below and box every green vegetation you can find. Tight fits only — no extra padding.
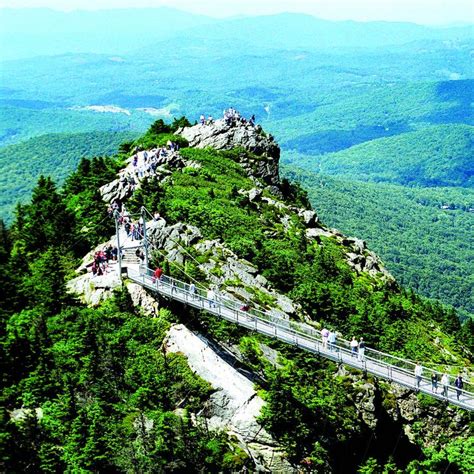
[273,80,474,146]
[2,119,472,472]
[132,117,191,151]
[282,167,474,320]
[285,124,474,187]
[130,144,472,362]
[0,106,149,147]
[0,152,249,472]
[0,131,140,223]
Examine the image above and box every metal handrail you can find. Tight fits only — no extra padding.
[128,266,474,410]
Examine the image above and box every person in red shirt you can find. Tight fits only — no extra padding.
[152,267,163,283]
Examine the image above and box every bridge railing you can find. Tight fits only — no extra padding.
[130,266,473,407]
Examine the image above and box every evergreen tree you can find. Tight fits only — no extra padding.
[19,176,78,256]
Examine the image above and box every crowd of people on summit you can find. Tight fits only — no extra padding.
[199,108,256,127]
[223,108,256,127]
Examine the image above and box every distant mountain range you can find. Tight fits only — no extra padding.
[1,7,472,60]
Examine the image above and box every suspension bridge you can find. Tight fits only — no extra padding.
[110,208,474,411]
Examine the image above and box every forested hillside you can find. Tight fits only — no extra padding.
[275,80,474,151]
[0,131,139,221]
[1,7,473,471]
[0,105,148,147]
[283,167,474,320]
[284,124,474,187]
[1,120,473,472]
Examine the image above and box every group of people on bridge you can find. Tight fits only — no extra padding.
[414,363,465,400]
[148,265,470,403]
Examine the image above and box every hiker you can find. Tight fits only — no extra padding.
[321,328,329,349]
[152,267,163,284]
[454,374,464,401]
[189,282,197,299]
[350,337,358,357]
[431,372,439,393]
[441,373,449,397]
[135,248,145,263]
[328,330,336,351]
[358,338,366,362]
[414,363,423,390]
[105,245,113,262]
[200,114,205,125]
[207,288,216,308]
[207,115,214,125]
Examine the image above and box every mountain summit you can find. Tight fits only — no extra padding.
[3,116,472,473]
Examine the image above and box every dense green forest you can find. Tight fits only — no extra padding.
[284,125,474,187]
[0,131,140,222]
[282,167,474,320]
[0,106,148,147]
[274,80,473,150]
[1,120,473,471]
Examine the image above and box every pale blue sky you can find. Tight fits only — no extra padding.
[1,0,473,25]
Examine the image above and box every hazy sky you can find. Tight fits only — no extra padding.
[1,0,473,25]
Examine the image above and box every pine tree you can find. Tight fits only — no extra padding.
[21,176,78,256]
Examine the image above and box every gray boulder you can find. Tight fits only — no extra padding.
[177,119,280,186]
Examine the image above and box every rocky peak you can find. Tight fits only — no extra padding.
[177,119,281,186]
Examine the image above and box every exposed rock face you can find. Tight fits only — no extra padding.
[383,383,471,447]
[239,188,393,281]
[166,324,293,472]
[146,218,302,319]
[126,281,160,316]
[100,149,186,204]
[177,119,281,186]
[67,271,122,306]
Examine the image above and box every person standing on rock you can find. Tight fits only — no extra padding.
[350,337,358,357]
[200,114,205,125]
[454,374,464,401]
[431,372,439,393]
[441,373,449,397]
[414,363,423,391]
[358,338,366,362]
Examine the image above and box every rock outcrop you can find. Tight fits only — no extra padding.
[145,218,302,319]
[177,119,281,186]
[67,271,122,306]
[239,188,393,281]
[166,324,293,472]
[99,149,187,204]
